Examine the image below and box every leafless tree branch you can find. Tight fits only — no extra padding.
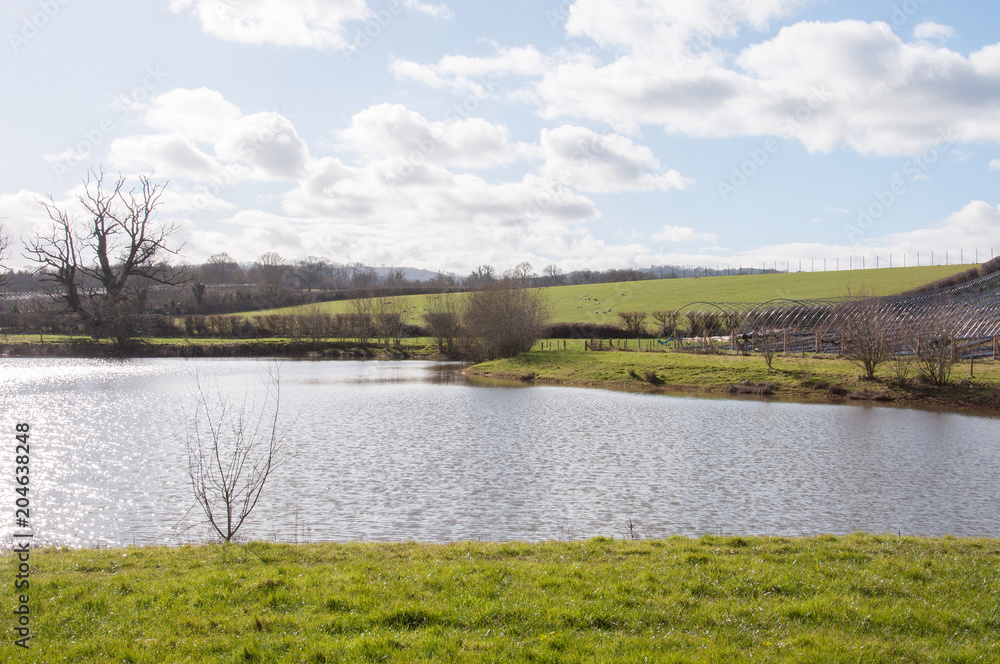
[182,365,290,543]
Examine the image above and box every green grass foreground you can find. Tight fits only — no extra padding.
[5,536,999,662]
[470,349,1000,411]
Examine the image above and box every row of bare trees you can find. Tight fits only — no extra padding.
[836,296,961,385]
[616,310,735,338]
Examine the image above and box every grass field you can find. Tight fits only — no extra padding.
[470,349,1000,411]
[7,535,999,662]
[247,264,974,325]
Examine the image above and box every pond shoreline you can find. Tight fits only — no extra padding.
[5,340,999,415]
[467,350,1000,416]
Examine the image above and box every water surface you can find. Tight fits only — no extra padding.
[1,358,997,547]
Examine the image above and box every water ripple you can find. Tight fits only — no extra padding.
[1,358,997,548]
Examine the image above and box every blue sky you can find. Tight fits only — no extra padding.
[3,0,1000,274]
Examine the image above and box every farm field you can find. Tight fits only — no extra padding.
[246,264,974,325]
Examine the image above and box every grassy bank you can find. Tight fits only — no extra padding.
[5,535,998,662]
[470,349,1000,412]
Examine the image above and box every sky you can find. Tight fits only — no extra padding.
[2,0,1000,275]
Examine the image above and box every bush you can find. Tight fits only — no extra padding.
[462,278,548,361]
[617,311,648,337]
[835,295,888,380]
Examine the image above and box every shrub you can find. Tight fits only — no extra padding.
[462,278,548,361]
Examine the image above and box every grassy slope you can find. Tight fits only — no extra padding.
[8,536,1000,662]
[470,350,1000,411]
[244,265,971,325]
[542,265,969,325]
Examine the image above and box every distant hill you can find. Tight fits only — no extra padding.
[374,267,456,282]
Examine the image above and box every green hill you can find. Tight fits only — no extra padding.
[248,264,973,325]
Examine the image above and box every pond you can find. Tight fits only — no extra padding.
[1,358,997,548]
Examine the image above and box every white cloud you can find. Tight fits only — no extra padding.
[169,0,372,49]
[215,112,311,179]
[563,0,807,53]
[913,21,955,41]
[0,190,54,262]
[531,17,1000,156]
[880,200,1000,252]
[395,2,1000,157]
[159,187,240,215]
[104,89,309,184]
[391,45,549,94]
[336,104,515,170]
[144,88,243,144]
[653,225,718,243]
[538,125,694,193]
[107,133,223,181]
[402,0,452,19]
[989,159,1000,171]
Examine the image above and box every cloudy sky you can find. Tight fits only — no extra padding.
[3,0,1000,274]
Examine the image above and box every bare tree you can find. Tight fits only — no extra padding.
[542,264,565,286]
[347,294,375,348]
[203,252,242,285]
[25,169,181,347]
[294,256,330,291]
[835,294,888,380]
[888,347,913,386]
[758,333,778,370]
[617,311,648,337]
[651,310,679,338]
[0,221,11,288]
[182,366,290,544]
[348,263,379,290]
[467,264,495,288]
[254,252,287,303]
[462,277,548,361]
[425,293,461,355]
[508,261,535,282]
[373,296,407,349]
[913,309,957,385]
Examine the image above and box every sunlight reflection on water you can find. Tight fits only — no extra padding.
[1,358,998,548]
